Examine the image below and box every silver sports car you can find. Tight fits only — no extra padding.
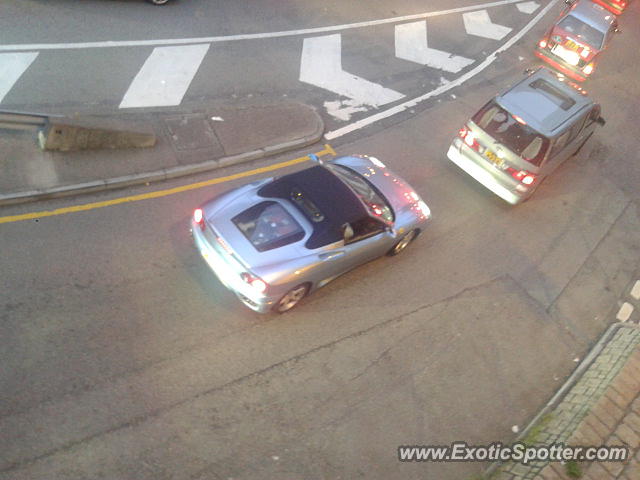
[190,154,431,313]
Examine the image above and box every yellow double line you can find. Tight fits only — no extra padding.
[0,144,336,225]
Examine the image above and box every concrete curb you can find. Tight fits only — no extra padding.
[0,114,324,207]
[484,321,639,478]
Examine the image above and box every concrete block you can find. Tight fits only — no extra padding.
[39,122,156,151]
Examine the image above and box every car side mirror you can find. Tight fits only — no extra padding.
[341,223,354,242]
[308,153,324,165]
[564,0,574,4]
[596,117,606,126]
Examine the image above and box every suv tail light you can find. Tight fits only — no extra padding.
[458,126,485,153]
[583,62,594,75]
[507,167,537,185]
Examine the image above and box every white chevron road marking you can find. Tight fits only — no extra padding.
[395,21,474,73]
[463,10,513,40]
[300,34,404,119]
[0,52,38,103]
[326,0,561,139]
[119,44,210,108]
[516,1,540,14]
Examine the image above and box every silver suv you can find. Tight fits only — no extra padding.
[446,67,605,204]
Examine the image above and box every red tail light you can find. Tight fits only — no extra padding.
[458,126,482,152]
[538,39,547,49]
[583,62,594,75]
[241,272,267,293]
[507,167,537,185]
[194,208,205,230]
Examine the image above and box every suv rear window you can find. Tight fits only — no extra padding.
[232,201,304,252]
[473,100,550,166]
[557,14,604,48]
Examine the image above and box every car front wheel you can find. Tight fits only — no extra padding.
[147,0,170,5]
[274,284,309,313]
[388,229,418,256]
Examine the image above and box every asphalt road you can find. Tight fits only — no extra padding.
[2,0,556,129]
[1,1,640,479]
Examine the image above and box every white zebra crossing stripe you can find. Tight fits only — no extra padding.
[300,34,404,116]
[516,1,540,14]
[463,10,513,40]
[395,21,474,73]
[0,52,38,103]
[119,44,210,109]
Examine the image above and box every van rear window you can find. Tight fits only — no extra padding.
[473,100,549,166]
[558,14,604,49]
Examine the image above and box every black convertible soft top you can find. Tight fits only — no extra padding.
[258,165,367,249]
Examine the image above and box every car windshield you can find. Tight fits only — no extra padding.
[473,100,550,166]
[557,14,604,48]
[325,164,394,223]
[232,201,305,252]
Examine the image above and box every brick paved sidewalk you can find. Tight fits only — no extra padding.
[490,323,640,480]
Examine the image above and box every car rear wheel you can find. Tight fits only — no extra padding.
[274,284,309,313]
[147,0,170,5]
[388,229,418,256]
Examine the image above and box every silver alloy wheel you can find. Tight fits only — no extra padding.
[390,230,417,256]
[275,285,308,313]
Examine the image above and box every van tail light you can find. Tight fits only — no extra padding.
[583,62,594,75]
[194,208,205,230]
[458,126,484,153]
[507,167,537,185]
[241,272,267,293]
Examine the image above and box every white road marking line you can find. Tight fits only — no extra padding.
[300,34,404,116]
[0,52,38,103]
[325,0,560,140]
[323,99,369,122]
[516,1,541,14]
[395,21,474,73]
[119,44,210,108]
[463,10,513,40]
[631,280,640,300]
[616,302,634,322]
[0,0,525,51]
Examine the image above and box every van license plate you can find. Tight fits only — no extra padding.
[485,150,504,168]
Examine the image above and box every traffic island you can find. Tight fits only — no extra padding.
[0,102,324,206]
